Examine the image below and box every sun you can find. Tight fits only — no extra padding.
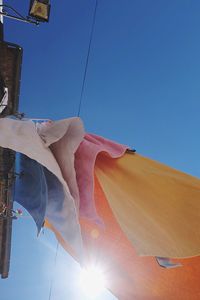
[79,265,106,299]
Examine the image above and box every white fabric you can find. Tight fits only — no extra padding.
[0,117,85,256]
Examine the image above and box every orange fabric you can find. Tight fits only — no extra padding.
[45,177,200,300]
[95,152,200,258]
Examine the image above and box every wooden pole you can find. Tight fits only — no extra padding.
[0,0,3,41]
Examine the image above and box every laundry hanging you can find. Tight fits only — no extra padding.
[45,176,200,300]
[1,116,200,299]
[75,133,127,224]
[95,151,200,258]
[0,116,84,256]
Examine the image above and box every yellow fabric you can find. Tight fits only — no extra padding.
[95,152,200,258]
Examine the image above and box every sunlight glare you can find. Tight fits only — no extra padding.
[79,266,106,299]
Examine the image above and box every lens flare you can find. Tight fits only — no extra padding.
[79,266,106,298]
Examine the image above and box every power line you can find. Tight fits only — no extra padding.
[48,242,59,300]
[77,0,98,117]
[48,2,99,298]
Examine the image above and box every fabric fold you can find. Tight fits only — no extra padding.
[45,176,200,300]
[0,117,84,256]
[15,154,48,233]
[95,151,200,258]
[75,133,127,224]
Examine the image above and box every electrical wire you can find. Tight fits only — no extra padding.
[48,242,59,300]
[48,1,99,298]
[77,0,98,117]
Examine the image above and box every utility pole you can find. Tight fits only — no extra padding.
[0,0,13,279]
[0,0,4,101]
[0,0,23,279]
[0,0,3,41]
[0,0,50,279]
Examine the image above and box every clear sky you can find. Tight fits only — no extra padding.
[1,0,200,299]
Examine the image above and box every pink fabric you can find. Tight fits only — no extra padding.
[0,117,127,254]
[75,133,128,224]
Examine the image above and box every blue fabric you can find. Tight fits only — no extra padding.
[15,154,48,233]
[44,168,76,245]
[156,257,182,268]
[44,167,66,221]
[15,154,68,237]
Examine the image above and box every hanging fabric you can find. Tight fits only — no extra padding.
[0,116,84,256]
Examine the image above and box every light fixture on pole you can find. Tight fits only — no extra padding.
[0,1,51,25]
[28,0,50,23]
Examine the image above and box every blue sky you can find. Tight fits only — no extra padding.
[1,0,200,299]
